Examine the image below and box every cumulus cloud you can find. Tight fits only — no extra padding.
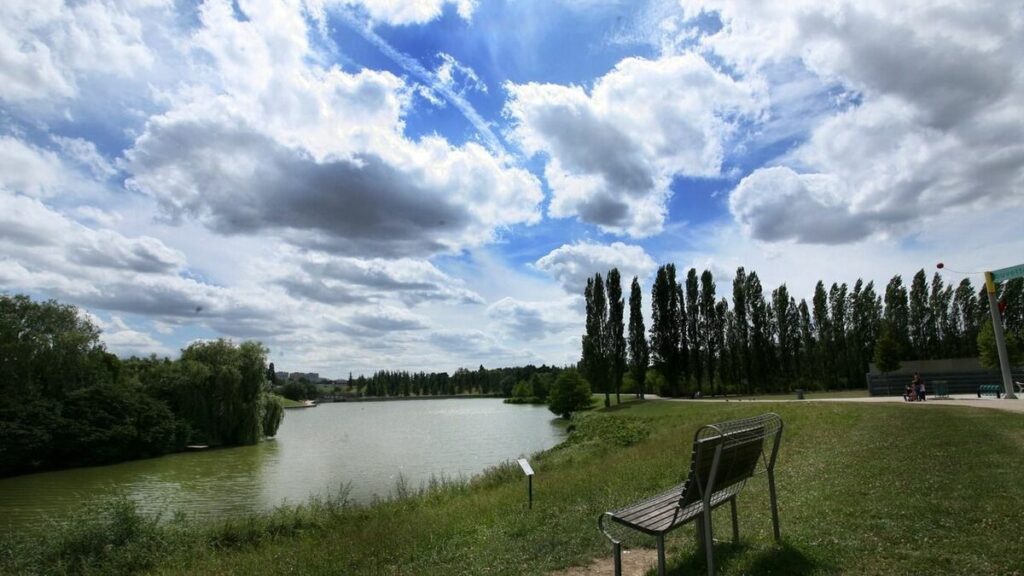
[506,53,764,236]
[277,252,484,305]
[683,1,1024,243]
[124,0,542,258]
[534,241,657,294]
[0,0,157,104]
[486,297,576,341]
[307,0,477,26]
[0,136,64,197]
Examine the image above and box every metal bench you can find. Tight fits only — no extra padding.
[978,384,1002,398]
[598,413,783,576]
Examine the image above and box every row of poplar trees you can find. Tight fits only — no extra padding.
[581,266,1024,397]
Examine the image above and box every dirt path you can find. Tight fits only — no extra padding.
[550,548,658,576]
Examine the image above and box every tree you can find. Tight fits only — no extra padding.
[548,369,592,419]
[908,269,929,359]
[698,269,717,391]
[605,269,626,405]
[874,321,902,381]
[581,274,608,405]
[747,272,770,391]
[627,277,649,400]
[978,318,1024,369]
[953,279,979,356]
[650,265,682,395]
[732,267,750,392]
[685,268,701,391]
[262,395,284,437]
[884,275,911,358]
[812,281,834,389]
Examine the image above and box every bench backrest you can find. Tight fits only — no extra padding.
[678,413,783,507]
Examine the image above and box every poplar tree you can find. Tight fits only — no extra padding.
[772,285,794,385]
[699,269,717,391]
[908,269,929,359]
[686,268,700,390]
[650,265,682,395]
[605,268,626,406]
[829,283,849,387]
[884,275,911,358]
[953,278,979,357]
[732,267,750,390]
[747,272,769,391]
[812,281,835,389]
[581,274,607,403]
[627,277,649,400]
[798,299,815,386]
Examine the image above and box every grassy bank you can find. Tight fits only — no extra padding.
[3,400,1022,575]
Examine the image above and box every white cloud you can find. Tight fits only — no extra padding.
[534,241,657,294]
[124,0,542,258]
[0,0,157,104]
[680,0,1024,243]
[486,297,577,341]
[506,52,764,236]
[0,136,65,197]
[321,0,477,26]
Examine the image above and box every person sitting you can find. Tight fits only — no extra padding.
[903,383,914,402]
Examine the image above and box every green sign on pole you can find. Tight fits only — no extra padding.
[992,263,1024,283]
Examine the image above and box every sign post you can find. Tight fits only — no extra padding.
[985,264,1024,399]
[517,458,534,509]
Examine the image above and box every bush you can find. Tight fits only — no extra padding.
[548,369,592,419]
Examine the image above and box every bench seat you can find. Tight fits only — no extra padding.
[599,412,783,576]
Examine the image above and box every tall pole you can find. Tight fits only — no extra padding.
[984,272,1017,399]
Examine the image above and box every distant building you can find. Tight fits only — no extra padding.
[275,371,289,382]
[289,372,322,383]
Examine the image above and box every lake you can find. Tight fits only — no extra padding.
[0,399,566,532]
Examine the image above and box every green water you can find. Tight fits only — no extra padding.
[0,399,565,532]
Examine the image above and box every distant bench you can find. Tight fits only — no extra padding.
[978,384,1003,398]
[598,413,784,576]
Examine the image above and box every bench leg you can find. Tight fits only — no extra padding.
[656,534,666,576]
[768,470,781,541]
[612,541,622,576]
[730,496,739,543]
[702,511,715,576]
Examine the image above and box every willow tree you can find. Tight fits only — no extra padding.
[170,339,273,446]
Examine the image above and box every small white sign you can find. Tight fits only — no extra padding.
[517,458,534,476]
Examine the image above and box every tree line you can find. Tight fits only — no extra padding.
[0,295,283,477]
[581,266,1024,397]
[337,365,565,399]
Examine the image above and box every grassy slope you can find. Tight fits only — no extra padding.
[143,400,1022,576]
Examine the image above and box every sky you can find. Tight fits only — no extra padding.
[1,0,1022,377]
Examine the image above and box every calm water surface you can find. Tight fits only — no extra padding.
[0,399,565,531]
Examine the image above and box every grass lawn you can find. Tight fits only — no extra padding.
[273,394,309,408]
[4,400,1022,575]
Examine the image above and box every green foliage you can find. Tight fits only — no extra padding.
[280,380,318,401]
[977,318,1024,369]
[262,394,285,437]
[627,276,648,399]
[563,413,650,447]
[547,369,591,419]
[0,295,281,476]
[873,321,902,375]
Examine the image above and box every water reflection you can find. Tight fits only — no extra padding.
[0,399,564,531]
